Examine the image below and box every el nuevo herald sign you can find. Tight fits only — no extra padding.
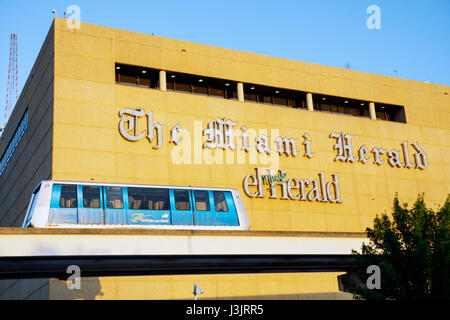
[118,108,429,204]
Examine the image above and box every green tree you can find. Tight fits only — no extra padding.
[345,194,450,300]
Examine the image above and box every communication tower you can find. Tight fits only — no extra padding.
[4,33,19,131]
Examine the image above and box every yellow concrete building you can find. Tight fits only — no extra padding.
[0,18,449,299]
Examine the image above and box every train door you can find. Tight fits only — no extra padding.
[78,185,104,224]
[170,189,194,225]
[211,191,239,226]
[103,186,126,224]
[192,190,214,225]
[49,184,78,225]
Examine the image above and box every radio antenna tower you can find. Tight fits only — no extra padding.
[4,33,19,130]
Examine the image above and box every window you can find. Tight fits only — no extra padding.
[128,188,170,210]
[315,95,370,118]
[83,186,101,208]
[138,76,151,88]
[115,64,159,89]
[287,98,297,108]
[262,95,272,104]
[244,90,258,102]
[174,190,191,210]
[209,87,225,98]
[173,77,191,93]
[0,110,28,177]
[148,189,170,210]
[163,71,237,100]
[114,63,406,123]
[375,104,406,123]
[118,73,137,86]
[213,191,228,212]
[273,96,286,106]
[244,84,305,108]
[226,87,237,100]
[194,191,210,211]
[166,77,174,90]
[106,187,123,209]
[208,79,226,98]
[128,188,144,209]
[192,82,208,95]
[60,185,77,208]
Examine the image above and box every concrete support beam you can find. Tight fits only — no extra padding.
[159,70,167,91]
[369,102,376,120]
[306,93,314,111]
[237,82,244,102]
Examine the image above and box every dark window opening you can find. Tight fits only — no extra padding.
[314,94,370,118]
[314,94,406,122]
[375,103,406,123]
[243,84,306,109]
[114,63,406,124]
[115,64,159,89]
[166,71,237,100]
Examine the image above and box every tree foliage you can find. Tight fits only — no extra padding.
[347,194,450,300]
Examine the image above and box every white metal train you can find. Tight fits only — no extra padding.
[22,180,250,230]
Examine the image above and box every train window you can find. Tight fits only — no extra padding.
[83,186,101,208]
[128,187,170,210]
[147,189,170,210]
[174,190,191,210]
[194,190,210,211]
[60,185,77,208]
[106,187,123,209]
[128,188,144,209]
[213,191,228,212]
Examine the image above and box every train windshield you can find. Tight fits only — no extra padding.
[22,184,41,227]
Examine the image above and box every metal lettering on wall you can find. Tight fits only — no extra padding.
[118,107,429,204]
[243,168,341,203]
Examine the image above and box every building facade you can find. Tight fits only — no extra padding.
[0,18,449,299]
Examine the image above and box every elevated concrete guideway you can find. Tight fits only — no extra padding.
[0,228,367,279]
[0,228,367,256]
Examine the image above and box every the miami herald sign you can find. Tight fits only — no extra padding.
[118,108,429,204]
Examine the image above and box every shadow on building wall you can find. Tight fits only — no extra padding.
[49,277,104,300]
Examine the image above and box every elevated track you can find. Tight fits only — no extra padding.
[0,228,367,279]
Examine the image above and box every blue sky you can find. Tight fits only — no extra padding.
[0,0,449,123]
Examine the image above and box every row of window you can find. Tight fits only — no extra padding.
[313,94,406,122]
[115,63,406,123]
[59,185,229,212]
[0,110,28,177]
[116,65,159,89]
[243,84,305,109]
[166,72,238,100]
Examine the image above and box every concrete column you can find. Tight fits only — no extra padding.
[306,93,314,111]
[159,70,167,91]
[369,102,376,120]
[237,82,244,102]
